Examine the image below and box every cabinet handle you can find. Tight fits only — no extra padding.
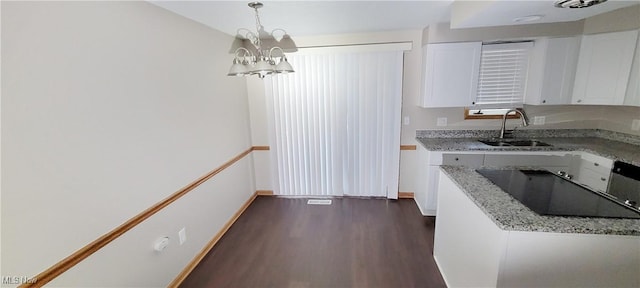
[594,162,599,166]
[542,100,546,103]
[601,177,606,181]
[577,99,582,103]
[455,157,460,161]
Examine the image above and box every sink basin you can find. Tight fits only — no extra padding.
[479,139,551,147]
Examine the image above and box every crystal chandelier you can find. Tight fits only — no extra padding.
[227,2,295,78]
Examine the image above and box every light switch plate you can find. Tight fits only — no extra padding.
[403,116,410,126]
[533,116,546,125]
[437,117,447,127]
[178,227,187,245]
[632,119,640,131]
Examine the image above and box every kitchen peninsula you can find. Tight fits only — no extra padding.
[415,129,640,215]
[417,129,640,287]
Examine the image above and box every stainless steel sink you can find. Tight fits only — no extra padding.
[479,139,551,147]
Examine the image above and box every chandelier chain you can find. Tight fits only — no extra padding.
[253,6,262,55]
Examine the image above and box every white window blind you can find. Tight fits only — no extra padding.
[265,50,404,198]
[475,42,533,107]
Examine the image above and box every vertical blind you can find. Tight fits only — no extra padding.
[265,49,403,198]
[475,42,533,107]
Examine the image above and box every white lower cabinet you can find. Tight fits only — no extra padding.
[415,145,429,215]
[482,153,573,169]
[416,147,486,216]
[434,172,640,288]
[442,154,484,166]
[416,147,613,216]
[415,147,571,216]
[576,165,609,192]
[572,151,613,193]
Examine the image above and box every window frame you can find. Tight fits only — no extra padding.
[464,108,523,120]
[473,41,533,108]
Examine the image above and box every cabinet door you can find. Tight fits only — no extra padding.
[572,30,639,105]
[576,167,609,193]
[442,154,484,166]
[425,166,440,214]
[573,152,613,193]
[526,37,581,105]
[415,145,430,215]
[625,29,640,106]
[483,154,571,168]
[541,37,581,105]
[421,42,482,108]
[416,147,441,216]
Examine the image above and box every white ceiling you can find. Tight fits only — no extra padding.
[451,0,640,29]
[150,0,640,37]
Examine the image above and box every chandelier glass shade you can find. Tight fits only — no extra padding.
[227,2,295,78]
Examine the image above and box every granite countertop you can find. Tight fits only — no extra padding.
[440,165,640,236]
[416,129,640,166]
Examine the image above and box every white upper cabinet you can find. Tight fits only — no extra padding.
[525,37,581,105]
[624,30,640,107]
[571,30,639,105]
[420,42,482,108]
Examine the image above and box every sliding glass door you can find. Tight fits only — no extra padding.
[266,49,403,198]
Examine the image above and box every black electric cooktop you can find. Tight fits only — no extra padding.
[476,169,640,219]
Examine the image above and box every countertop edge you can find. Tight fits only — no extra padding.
[415,137,640,166]
[439,165,640,237]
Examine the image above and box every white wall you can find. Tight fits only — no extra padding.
[425,20,584,44]
[598,105,640,136]
[583,4,640,34]
[1,2,254,286]
[246,77,272,191]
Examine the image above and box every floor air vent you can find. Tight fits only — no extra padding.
[307,199,332,205]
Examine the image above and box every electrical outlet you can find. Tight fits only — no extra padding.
[153,237,170,252]
[437,117,447,127]
[403,116,410,126]
[533,116,546,125]
[632,119,640,131]
[178,227,187,245]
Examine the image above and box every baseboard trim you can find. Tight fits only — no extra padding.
[398,192,415,199]
[252,145,418,151]
[252,146,270,151]
[400,145,417,150]
[433,255,451,288]
[414,197,426,216]
[256,190,274,196]
[257,145,416,151]
[168,191,259,287]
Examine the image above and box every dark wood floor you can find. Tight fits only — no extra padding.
[181,196,446,288]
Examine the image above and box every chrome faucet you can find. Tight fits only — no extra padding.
[499,109,529,139]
